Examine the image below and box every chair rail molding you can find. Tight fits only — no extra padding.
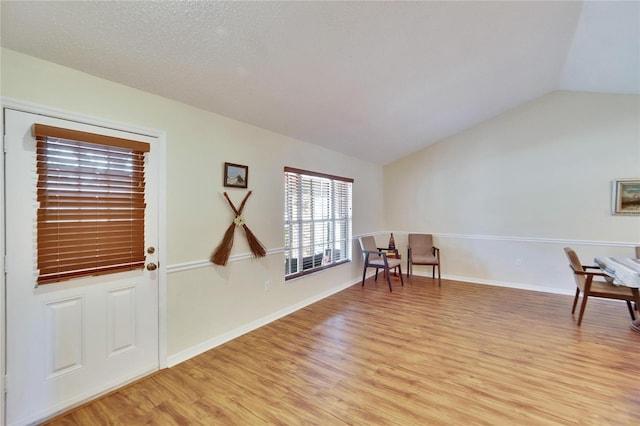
[391,231,639,248]
[167,247,285,274]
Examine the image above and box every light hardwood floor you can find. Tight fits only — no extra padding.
[46,276,640,425]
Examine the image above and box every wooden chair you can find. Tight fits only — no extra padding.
[359,236,404,292]
[564,247,639,326]
[635,246,640,259]
[407,233,441,286]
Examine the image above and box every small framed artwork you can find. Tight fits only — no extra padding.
[224,162,248,188]
[612,179,640,215]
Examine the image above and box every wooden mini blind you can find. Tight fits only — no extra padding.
[33,124,150,284]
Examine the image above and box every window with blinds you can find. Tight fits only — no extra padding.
[33,124,149,285]
[284,167,353,279]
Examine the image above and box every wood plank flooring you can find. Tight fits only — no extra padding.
[45,277,640,425]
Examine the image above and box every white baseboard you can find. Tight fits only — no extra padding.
[167,277,360,367]
[439,273,574,296]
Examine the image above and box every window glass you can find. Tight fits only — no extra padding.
[284,167,352,279]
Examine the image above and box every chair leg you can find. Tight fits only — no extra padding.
[361,266,367,287]
[571,287,580,314]
[577,294,589,326]
[398,265,404,286]
[385,267,393,292]
[626,301,636,321]
[437,264,441,287]
[631,288,640,320]
[374,269,379,282]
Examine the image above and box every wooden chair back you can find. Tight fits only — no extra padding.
[564,247,586,291]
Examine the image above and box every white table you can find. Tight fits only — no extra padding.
[594,257,640,333]
[594,257,640,288]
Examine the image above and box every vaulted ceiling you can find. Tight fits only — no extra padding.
[2,1,638,164]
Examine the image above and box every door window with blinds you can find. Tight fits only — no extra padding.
[284,167,352,279]
[33,124,149,284]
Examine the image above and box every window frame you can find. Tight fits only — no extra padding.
[284,166,353,280]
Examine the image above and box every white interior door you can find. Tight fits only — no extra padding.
[4,109,159,425]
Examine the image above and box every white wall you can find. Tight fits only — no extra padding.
[0,48,384,364]
[384,91,640,293]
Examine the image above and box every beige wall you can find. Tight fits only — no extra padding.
[384,91,640,292]
[1,48,384,363]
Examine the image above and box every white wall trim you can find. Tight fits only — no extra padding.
[166,276,360,367]
[385,231,639,247]
[408,270,574,296]
[156,128,169,369]
[167,247,285,274]
[1,97,162,138]
[0,98,6,425]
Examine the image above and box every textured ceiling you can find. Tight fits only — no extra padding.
[1,1,638,165]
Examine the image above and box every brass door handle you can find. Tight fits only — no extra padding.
[146,262,158,271]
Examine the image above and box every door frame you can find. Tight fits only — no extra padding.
[0,97,168,421]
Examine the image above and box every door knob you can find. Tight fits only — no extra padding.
[146,262,158,271]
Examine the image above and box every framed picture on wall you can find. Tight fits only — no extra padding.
[224,162,248,188]
[612,179,640,215]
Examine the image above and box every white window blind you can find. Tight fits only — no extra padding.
[33,123,149,284]
[284,167,352,279]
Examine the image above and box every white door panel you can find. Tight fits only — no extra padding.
[4,109,159,425]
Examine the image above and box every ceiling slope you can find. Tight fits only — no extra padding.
[1,1,637,164]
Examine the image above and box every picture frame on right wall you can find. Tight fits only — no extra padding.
[612,179,640,215]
